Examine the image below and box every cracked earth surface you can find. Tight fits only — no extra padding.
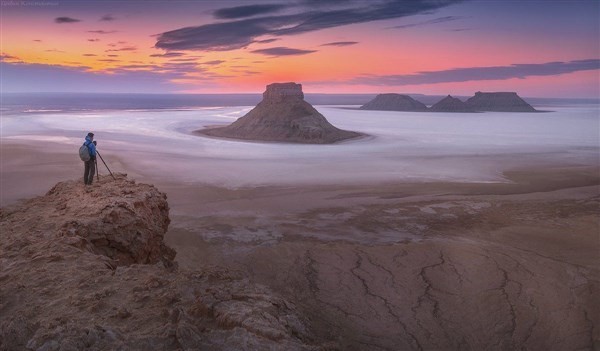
[166,168,599,350]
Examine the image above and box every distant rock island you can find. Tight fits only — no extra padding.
[360,93,427,111]
[360,91,537,112]
[197,82,363,144]
[429,95,476,112]
[465,91,537,112]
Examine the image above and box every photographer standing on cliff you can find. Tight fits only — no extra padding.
[79,132,97,185]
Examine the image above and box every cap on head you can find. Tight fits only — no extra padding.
[87,132,94,137]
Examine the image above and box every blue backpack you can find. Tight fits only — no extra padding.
[79,141,92,161]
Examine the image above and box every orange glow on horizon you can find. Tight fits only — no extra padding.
[1,1,598,97]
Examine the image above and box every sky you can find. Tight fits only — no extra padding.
[0,0,599,97]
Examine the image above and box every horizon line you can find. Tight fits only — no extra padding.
[2,91,600,101]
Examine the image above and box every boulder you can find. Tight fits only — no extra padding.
[42,175,175,266]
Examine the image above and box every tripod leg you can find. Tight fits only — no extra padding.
[96,151,116,180]
[95,160,99,181]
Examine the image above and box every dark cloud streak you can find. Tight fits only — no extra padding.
[106,46,137,52]
[200,60,225,65]
[251,47,317,56]
[320,41,358,47]
[100,14,115,21]
[150,52,185,58]
[348,59,600,86]
[390,16,464,29]
[213,4,288,19]
[88,30,118,34]
[155,0,463,51]
[55,17,81,24]
[254,38,280,44]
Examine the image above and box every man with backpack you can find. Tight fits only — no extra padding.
[80,132,97,185]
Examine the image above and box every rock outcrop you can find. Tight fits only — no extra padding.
[0,175,322,350]
[359,93,427,111]
[197,82,362,144]
[465,91,537,112]
[429,95,476,112]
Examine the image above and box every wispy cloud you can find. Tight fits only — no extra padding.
[346,59,600,86]
[0,61,186,93]
[83,53,97,57]
[254,38,280,44]
[106,46,137,52]
[389,16,464,29]
[88,38,100,42]
[0,53,21,62]
[155,0,463,51]
[213,4,288,19]
[251,46,317,56]
[150,52,185,58]
[100,14,115,21]
[200,60,225,65]
[168,57,202,62]
[320,41,358,47]
[87,30,117,34]
[55,17,81,24]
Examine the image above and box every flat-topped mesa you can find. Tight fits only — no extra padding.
[196,82,363,144]
[360,93,427,111]
[263,82,304,103]
[430,95,476,112]
[465,91,537,112]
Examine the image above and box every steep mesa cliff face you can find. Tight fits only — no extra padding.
[197,82,363,144]
[360,93,428,111]
[465,91,537,112]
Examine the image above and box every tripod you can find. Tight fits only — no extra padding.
[96,150,116,180]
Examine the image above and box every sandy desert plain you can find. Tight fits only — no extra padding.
[1,102,599,350]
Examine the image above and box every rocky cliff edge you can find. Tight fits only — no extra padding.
[0,175,324,351]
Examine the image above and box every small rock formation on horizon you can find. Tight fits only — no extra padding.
[197,82,362,144]
[465,91,537,112]
[429,95,477,112]
[0,175,322,350]
[359,93,428,111]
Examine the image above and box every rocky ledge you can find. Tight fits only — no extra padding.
[0,175,323,350]
[196,82,363,144]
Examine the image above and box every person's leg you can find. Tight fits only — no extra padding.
[88,160,96,185]
[84,161,90,185]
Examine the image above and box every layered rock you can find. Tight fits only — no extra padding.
[429,95,476,112]
[465,91,537,112]
[0,175,322,350]
[44,176,175,266]
[359,93,427,111]
[197,82,362,144]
